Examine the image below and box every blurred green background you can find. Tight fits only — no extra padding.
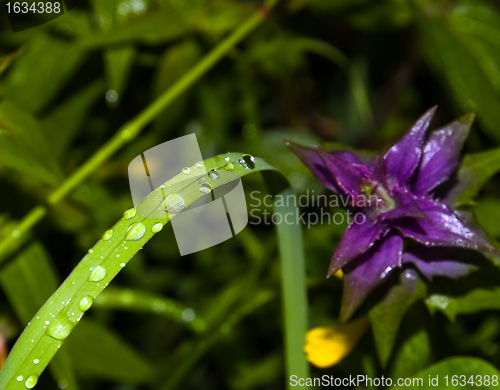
[1,0,500,389]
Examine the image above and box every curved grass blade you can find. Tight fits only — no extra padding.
[93,287,207,332]
[0,153,278,389]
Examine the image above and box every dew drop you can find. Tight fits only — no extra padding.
[33,359,39,365]
[224,163,234,172]
[152,223,163,233]
[225,156,230,162]
[163,193,185,213]
[208,169,220,180]
[125,222,146,241]
[17,375,23,382]
[102,229,113,241]
[79,296,94,312]
[199,182,212,195]
[195,161,204,169]
[238,154,256,169]
[89,265,106,282]
[123,208,136,220]
[46,313,74,341]
[25,375,38,389]
[120,262,126,267]
[181,167,191,175]
[12,230,20,239]
[87,249,93,255]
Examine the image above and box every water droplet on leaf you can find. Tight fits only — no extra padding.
[79,296,94,312]
[199,182,212,194]
[25,375,38,389]
[163,193,185,213]
[89,266,106,282]
[46,314,74,341]
[17,375,23,382]
[123,208,136,219]
[126,222,146,241]
[33,359,39,365]
[208,169,220,180]
[152,223,163,233]
[238,154,255,169]
[102,229,113,241]
[181,167,190,175]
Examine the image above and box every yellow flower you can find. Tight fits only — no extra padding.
[333,269,343,279]
[304,316,370,368]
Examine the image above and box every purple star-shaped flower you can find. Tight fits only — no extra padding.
[287,107,497,320]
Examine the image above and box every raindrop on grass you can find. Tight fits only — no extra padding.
[79,296,94,312]
[199,182,212,194]
[89,266,106,282]
[238,154,256,169]
[123,208,136,219]
[47,314,74,341]
[208,169,220,180]
[33,359,39,365]
[224,163,234,171]
[25,375,38,389]
[126,222,146,241]
[17,375,23,382]
[102,229,113,241]
[152,223,163,233]
[163,193,185,213]
[181,167,191,175]
[195,161,204,168]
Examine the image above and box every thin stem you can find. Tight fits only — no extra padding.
[0,0,280,265]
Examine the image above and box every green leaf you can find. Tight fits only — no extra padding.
[0,46,23,76]
[388,312,431,380]
[425,268,500,321]
[445,147,500,207]
[0,100,62,184]
[1,33,85,113]
[62,319,154,384]
[43,79,104,156]
[395,357,500,389]
[369,269,427,367]
[0,240,78,389]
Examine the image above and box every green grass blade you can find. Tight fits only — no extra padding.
[273,187,311,387]
[93,287,207,332]
[0,153,277,389]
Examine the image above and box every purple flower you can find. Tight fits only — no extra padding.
[287,107,497,320]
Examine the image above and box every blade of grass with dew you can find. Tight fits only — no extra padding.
[0,153,277,389]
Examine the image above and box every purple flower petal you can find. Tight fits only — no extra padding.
[402,248,477,281]
[316,146,370,197]
[341,235,403,321]
[378,188,427,220]
[393,198,496,252]
[327,219,386,277]
[286,141,343,194]
[384,106,437,184]
[413,113,474,195]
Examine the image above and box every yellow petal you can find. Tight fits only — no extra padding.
[304,316,369,368]
[333,269,343,279]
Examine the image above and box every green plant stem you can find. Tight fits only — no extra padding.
[0,0,280,265]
